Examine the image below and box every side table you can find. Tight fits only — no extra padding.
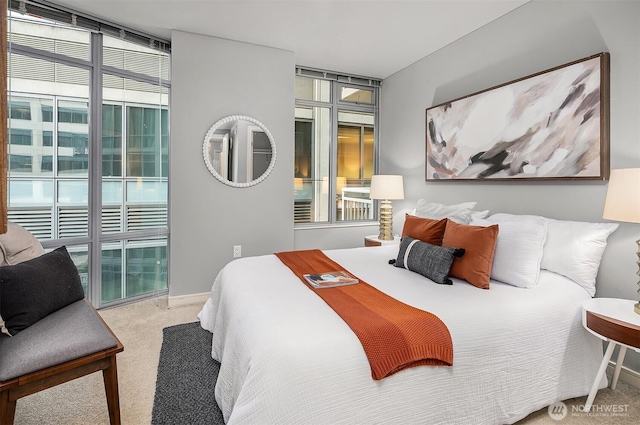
[364,235,401,247]
[582,298,640,412]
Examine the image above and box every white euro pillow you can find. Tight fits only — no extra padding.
[471,216,547,288]
[413,200,478,224]
[489,213,618,296]
[470,210,490,221]
[541,219,618,296]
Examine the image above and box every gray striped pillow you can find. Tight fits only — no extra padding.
[391,237,464,285]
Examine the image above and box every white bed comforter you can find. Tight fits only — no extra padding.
[199,245,605,425]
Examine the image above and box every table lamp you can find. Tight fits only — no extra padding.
[369,175,404,241]
[602,168,640,315]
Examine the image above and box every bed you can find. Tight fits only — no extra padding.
[199,205,619,424]
[199,239,607,425]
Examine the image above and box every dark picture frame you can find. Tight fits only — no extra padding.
[425,52,610,181]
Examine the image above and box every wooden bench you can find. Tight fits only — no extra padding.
[0,300,124,424]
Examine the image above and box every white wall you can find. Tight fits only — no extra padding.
[169,31,295,297]
[380,0,639,373]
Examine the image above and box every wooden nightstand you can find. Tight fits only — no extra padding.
[364,235,401,247]
[582,298,640,412]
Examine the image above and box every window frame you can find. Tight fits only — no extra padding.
[294,73,380,227]
[6,8,171,308]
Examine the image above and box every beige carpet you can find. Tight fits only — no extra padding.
[13,297,203,425]
[12,297,640,425]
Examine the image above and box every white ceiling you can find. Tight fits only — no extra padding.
[48,0,530,79]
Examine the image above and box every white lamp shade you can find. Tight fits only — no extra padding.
[369,175,404,200]
[603,168,640,224]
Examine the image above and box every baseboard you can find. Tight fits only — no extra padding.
[168,292,210,308]
[607,362,640,389]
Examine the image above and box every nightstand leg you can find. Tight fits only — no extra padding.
[585,341,616,412]
[611,345,627,391]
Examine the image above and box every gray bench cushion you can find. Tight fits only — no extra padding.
[0,300,118,381]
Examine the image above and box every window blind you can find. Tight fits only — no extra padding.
[296,66,381,87]
[8,0,171,53]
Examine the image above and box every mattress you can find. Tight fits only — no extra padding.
[199,244,605,424]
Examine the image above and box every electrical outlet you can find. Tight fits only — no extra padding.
[233,245,242,258]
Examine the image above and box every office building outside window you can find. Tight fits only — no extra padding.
[6,6,170,307]
[294,70,380,224]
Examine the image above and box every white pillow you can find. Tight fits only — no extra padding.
[413,200,478,224]
[471,216,547,288]
[470,210,490,221]
[0,221,45,266]
[488,213,618,295]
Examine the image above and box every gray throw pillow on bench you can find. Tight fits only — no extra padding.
[0,246,85,336]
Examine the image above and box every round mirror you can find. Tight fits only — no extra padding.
[203,115,277,187]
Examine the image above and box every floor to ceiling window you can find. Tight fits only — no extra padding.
[294,69,380,224]
[6,2,170,307]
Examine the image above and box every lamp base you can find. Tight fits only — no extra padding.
[377,200,394,241]
[635,303,640,315]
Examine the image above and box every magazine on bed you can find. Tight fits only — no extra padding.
[303,271,359,288]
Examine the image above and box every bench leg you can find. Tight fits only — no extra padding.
[0,390,17,425]
[102,356,122,425]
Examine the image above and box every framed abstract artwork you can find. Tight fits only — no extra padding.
[425,52,610,181]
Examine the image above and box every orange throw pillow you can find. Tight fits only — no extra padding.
[442,221,499,289]
[401,214,448,245]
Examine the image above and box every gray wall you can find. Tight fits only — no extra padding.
[380,0,639,372]
[169,31,295,297]
[294,224,378,250]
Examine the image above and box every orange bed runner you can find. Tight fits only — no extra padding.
[275,249,453,380]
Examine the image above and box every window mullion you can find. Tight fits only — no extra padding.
[89,32,103,308]
[52,97,59,238]
[329,83,339,223]
[359,126,364,181]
